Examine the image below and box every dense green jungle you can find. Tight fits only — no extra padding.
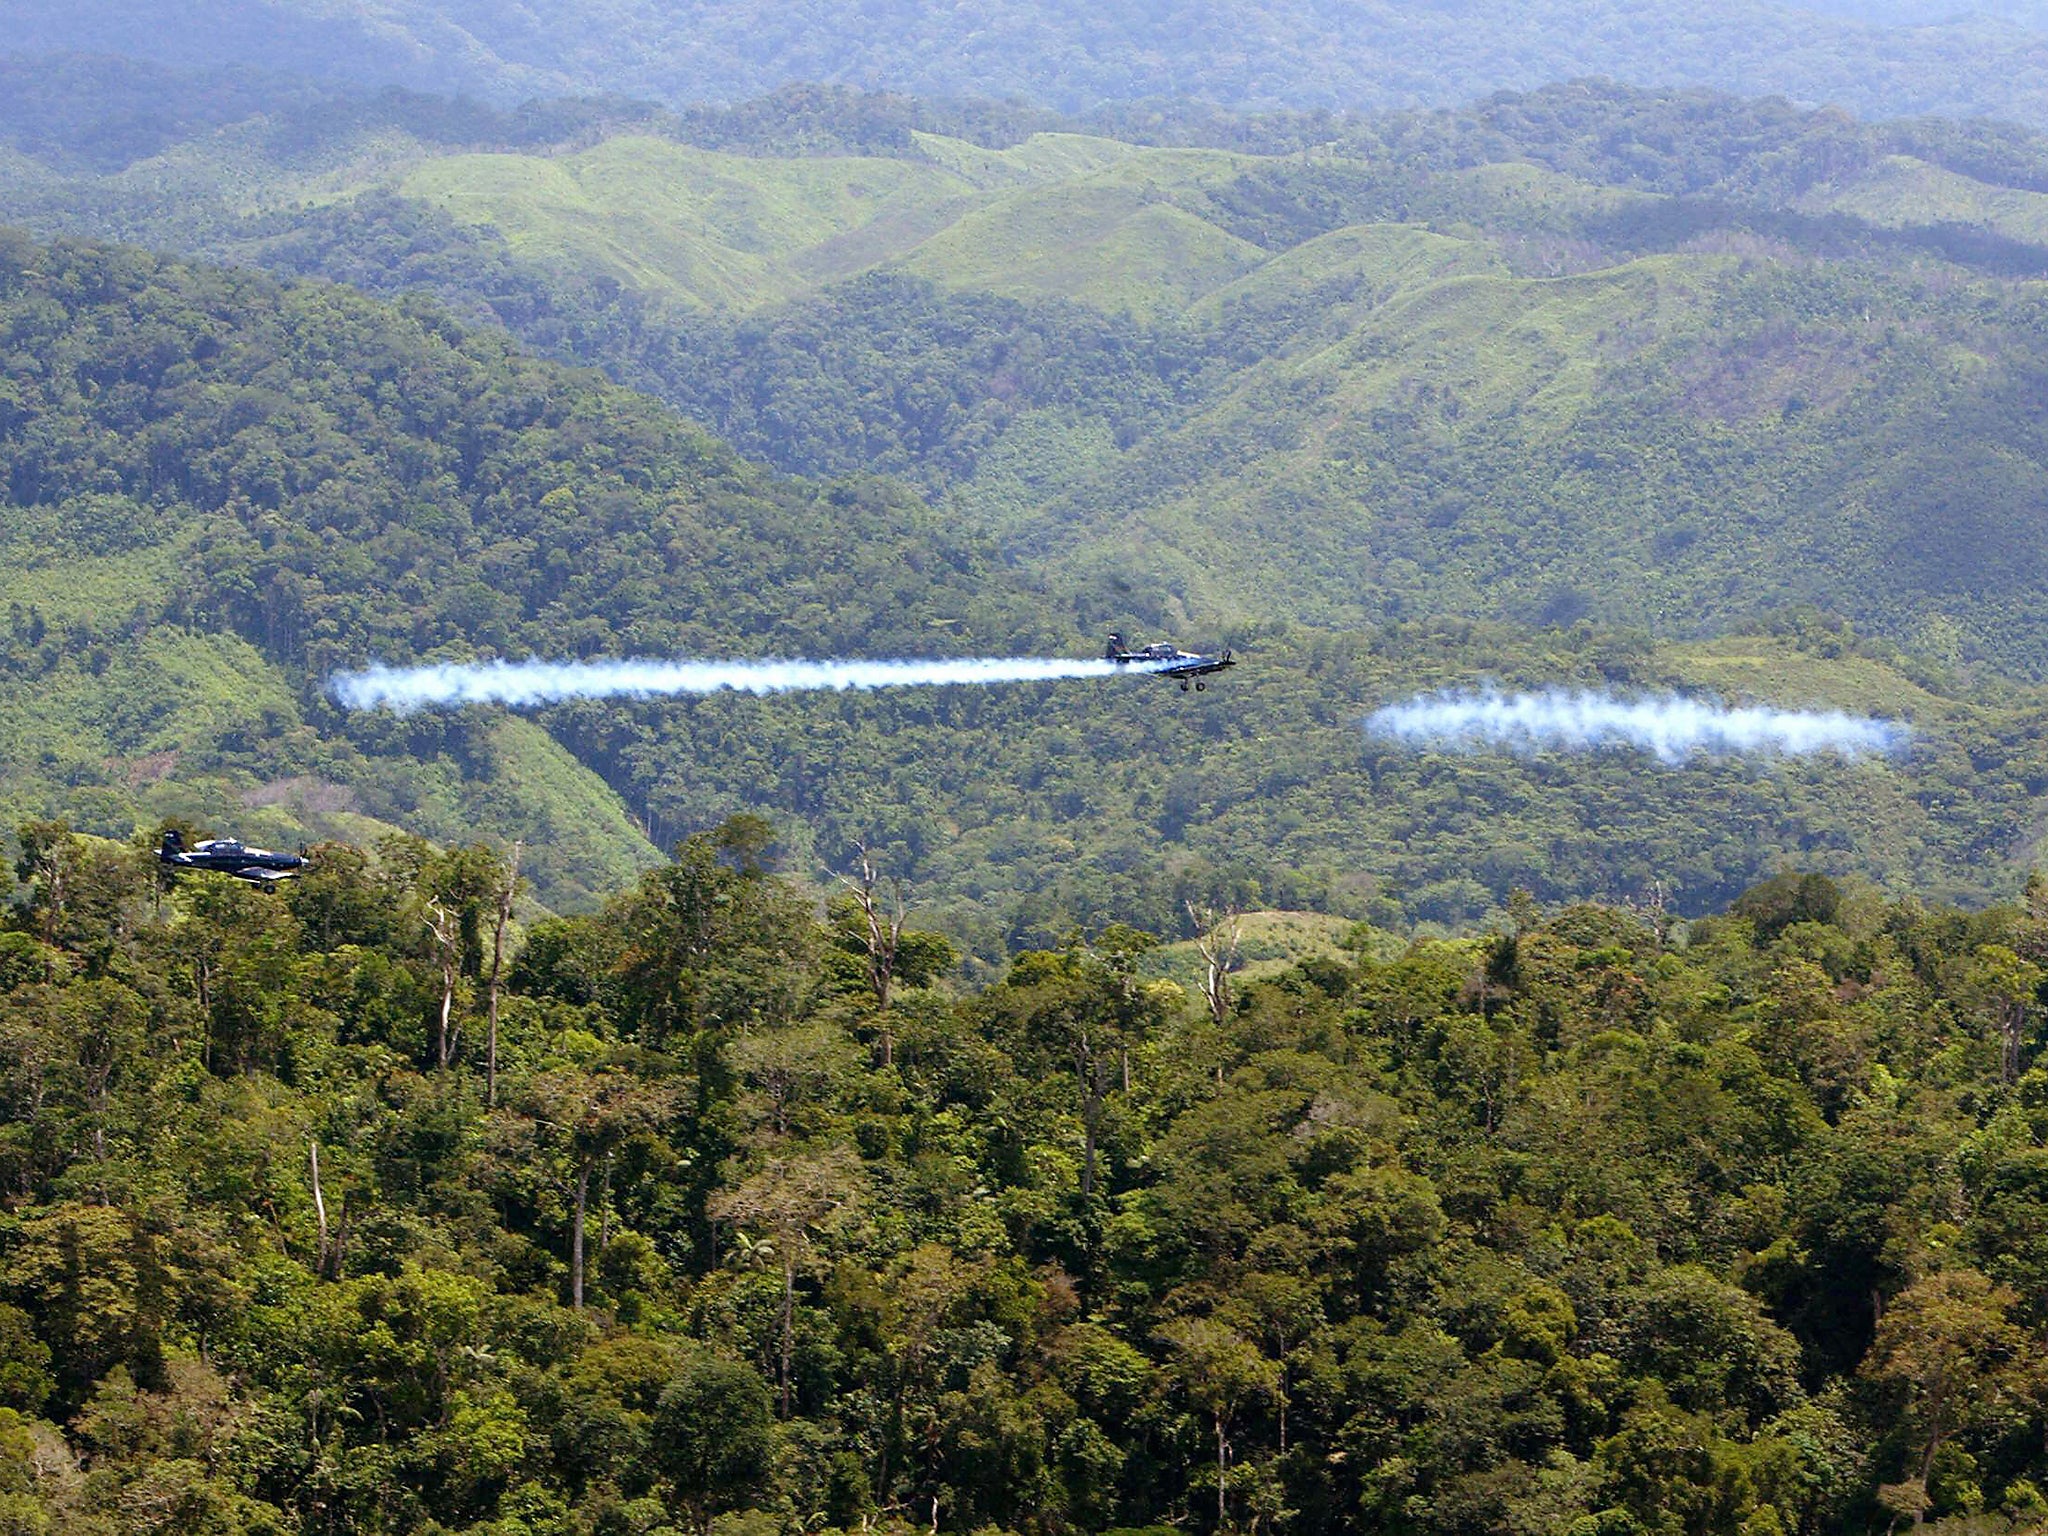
[14,820,2048,1536]
[12,50,2048,1536]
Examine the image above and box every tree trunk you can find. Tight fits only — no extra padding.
[426,901,460,1070]
[437,958,456,1069]
[487,844,518,1107]
[1216,1411,1229,1532]
[196,957,213,1071]
[1915,1387,1948,1528]
[571,1163,590,1310]
[40,859,62,944]
[780,1249,797,1417]
[1078,1042,1104,1198]
[870,950,893,1016]
[310,1139,329,1277]
[1081,1087,1101,1198]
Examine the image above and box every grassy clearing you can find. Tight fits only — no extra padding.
[1664,637,1950,718]
[404,136,979,308]
[910,130,1143,189]
[1451,160,1655,214]
[1188,222,1505,325]
[0,534,197,622]
[1802,154,2048,245]
[901,185,1264,315]
[397,131,1292,316]
[460,717,664,908]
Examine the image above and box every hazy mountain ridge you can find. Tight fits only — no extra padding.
[19,0,2048,128]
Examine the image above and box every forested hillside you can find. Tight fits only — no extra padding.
[10,825,2048,1534]
[0,232,1052,912]
[1,225,2044,938]
[17,0,2048,127]
[20,80,2044,669]
[10,78,2048,927]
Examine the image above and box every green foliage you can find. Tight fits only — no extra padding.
[0,229,1045,909]
[74,82,2048,669]
[20,82,2048,950]
[8,833,2048,1533]
[651,1356,775,1525]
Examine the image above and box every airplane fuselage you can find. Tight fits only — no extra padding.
[159,833,306,884]
[1106,634,1237,690]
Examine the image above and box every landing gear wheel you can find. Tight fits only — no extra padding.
[1195,681,1207,691]
[1180,681,1191,692]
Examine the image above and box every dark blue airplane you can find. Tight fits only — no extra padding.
[1106,633,1237,691]
[159,830,307,885]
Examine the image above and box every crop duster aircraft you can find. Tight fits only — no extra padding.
[158,830,308,885]
[1105,633,1237,691]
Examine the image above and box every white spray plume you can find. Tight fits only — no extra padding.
[331,655,1160,713]
[1365,687,1907,764]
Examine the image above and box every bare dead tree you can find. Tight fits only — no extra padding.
[310,1139,329,1277]
[1188,900,1245,1033]
[841,844,909,1063]
[486,842,521,1107]
[195,952,215,1072]
[424,899,461,1070]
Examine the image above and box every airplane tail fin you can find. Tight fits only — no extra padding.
[1106,633,1126,661]
[159,829,183,860]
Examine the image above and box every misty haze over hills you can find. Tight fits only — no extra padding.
[18,0,2048,125]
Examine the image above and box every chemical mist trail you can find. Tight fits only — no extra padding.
[1365,687,1907,763]
[331,655,1158,713]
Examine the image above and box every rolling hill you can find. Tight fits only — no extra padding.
[10,81,2048,943]
[0,231,1049,912]
[76,82,2043,676]
[10,226,2048,948]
